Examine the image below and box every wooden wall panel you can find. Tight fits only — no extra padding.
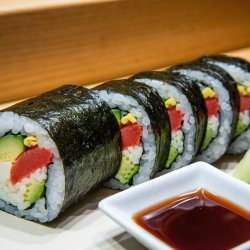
[0,0,250,103]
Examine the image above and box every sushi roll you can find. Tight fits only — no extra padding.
[200,55,250,154]
[0,85,121,222]
[131,71,207,171]
[94,80,171,189]
[170,63,239,163]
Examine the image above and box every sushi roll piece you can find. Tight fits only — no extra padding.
[200,55,250,154]
[170,63,239,163]
[131,71,207,171]
[0,85,121,222]
[94,80,171,189]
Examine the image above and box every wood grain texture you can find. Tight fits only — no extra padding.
[1,47,250,110]
[0,0,250,103]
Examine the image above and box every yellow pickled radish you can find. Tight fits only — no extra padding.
[121,113,137,125]
[237,85,247,96]
[165,97,177,108]
[202,87,216,99]
[246,86,250,95]
[24,136,38,147]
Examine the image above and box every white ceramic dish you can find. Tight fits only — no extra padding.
[99,162,250,250]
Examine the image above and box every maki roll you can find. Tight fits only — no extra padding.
[94,80,170,189]
[200,55,250,154]
[131,71,207,171]
[170,63,239,163]
[0,85,121,222]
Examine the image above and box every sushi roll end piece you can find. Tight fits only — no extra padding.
[169,62,239,163]
[0,85,121,222]
[94,80,171,189]
[199,55,250,154]
[131,71,207,171]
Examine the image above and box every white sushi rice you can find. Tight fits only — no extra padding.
[206,61,250,154]
[171,130,184,154]
[96,90,156,190]
[174,69,233,163]
[135,79,196,171]
[123,146,143,164]
[0,111,65,222]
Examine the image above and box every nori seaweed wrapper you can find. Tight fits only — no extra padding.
[169,62,240,141]
[200,55,250,73]
[3,85,121,211]
[131,71,207,157]
[94,80,171,177]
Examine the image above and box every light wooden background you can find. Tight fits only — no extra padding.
[0,0,250,103]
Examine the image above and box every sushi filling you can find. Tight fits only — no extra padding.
[135,78,196,170]
[235,85,250,137]
[203,60,250,154]
[0,134,52,210]
[164,98,184,168]
[97,90,156,189]
[112,110,143,184]
[201,87,220,151]
[0,112,65,222]
[173,68,233,163]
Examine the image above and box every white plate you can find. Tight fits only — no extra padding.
[0,156,247,250]
[99,162,250,250]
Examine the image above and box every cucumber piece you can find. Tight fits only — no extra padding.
[112,109,122,124]
[201,127,214,151]
[166,146,180,168]
[0,135,25,162]
[23,180,45,204]
[234,149,250,184]
[235,118,249,137]
[115,156,138,184]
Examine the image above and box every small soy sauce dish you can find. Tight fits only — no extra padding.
[99,162,250,250]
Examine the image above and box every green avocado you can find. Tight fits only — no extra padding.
[166,146,180,168]
[23,180,45,204]
[235,118,249,137]
[234,148,250,184]
[0,135,25,162]
[115,156,139,184]
[201,127,214,151]
[112,109,122,124]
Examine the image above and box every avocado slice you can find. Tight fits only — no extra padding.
[235,118,249,137]
[23,180,45,204]
[166,146,180,168]
[0,135,25,162]
[115,156,139,184]
[201,127,214,151]
[112,109,122,124]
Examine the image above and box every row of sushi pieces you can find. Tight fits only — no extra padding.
[0,55,249,223]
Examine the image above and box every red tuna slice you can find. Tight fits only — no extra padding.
[11,147,53,185]
[205,98,219,117]
[168,108,183,131]
[240,96,250,112]
[121,123,143,150]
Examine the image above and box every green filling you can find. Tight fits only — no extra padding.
[201,127,214,151]
[23,180,45,204]
[234,148,250,184]
[235,118,249,137]
[166,146,180,168]
[0,135,25,162]
[115,156,139,184]
[112,109,122,124]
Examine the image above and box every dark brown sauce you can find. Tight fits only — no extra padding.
[133,189,250,250]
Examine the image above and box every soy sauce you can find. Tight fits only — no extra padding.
[133,189,250,250]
